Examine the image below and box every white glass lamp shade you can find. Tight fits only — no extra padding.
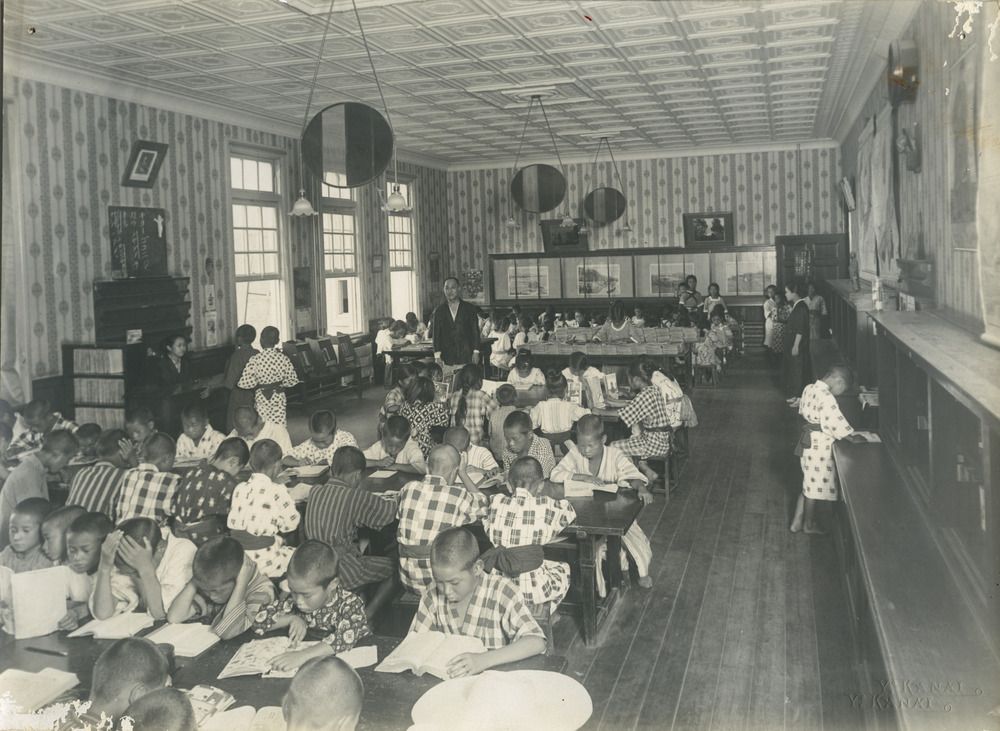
[289,190,318,216]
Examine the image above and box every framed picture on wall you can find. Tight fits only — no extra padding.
[121,140,169,188]
[683,212,734,247]
[372,254,384,273]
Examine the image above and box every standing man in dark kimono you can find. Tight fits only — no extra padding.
[432,277,480,367]
[783,277,811,407]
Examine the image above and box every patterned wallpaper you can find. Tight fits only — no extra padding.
[839,1,982,329]
[447,147,843,292]
[4,75,449,378]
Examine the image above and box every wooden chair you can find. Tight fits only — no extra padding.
[528,600,556,653]
[336,333,364,398]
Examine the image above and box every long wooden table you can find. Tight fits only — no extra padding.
[0,631,565,731]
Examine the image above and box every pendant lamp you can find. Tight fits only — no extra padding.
[289,0,339,216]
[508,94,568,217]
[582,136,628,228]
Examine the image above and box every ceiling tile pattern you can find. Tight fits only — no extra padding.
[4,0,915,165]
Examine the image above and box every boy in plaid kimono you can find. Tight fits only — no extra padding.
[115,433,180,525]
[397,444,487,594]
[500,411,556,478]
[552,415,655,589]
[612,358,673,485]
[408,527,546,677]
[228,439,299,577]
[791,365,858,535]
[486,457,575,607]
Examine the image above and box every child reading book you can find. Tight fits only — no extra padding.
[74,423,102,461]
[485,457,575,608]
[397,445,488,593]
[397,377,450,458]
[500,411,555,479]
[791,365,860,534]
[124,407,157,451]
[506,351,545,388]
[529,371,591,436]
[362,415,427,474]
[237,326,300,427]
[6,399,78,461]
[175,402,226,463]
[170,437,250,546]
[488,385,518,460]
[228,439,299,577]
[449,364,500,448]
[252,540,370,673]
[406,527,546,677]
[230,406,294,456]
[90,517,196,620]
[282,655,364,731]
[551,415,655,589]
[0,430,77,547]
[305,447,397,617]
[167,536,276,639]
[58,511,114,631]
[67,428,135,519]
[284,410,358,467]
[40,504,85,564]
[115,432,180,525]
[443,427,499,475]
[1,498,53,572]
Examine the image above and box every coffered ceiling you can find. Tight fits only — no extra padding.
[3,0,919,167]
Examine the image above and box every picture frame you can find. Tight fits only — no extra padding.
[683,212,734,247]
[372,254,384,273]
[120,140,169,188]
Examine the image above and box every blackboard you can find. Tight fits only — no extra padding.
[108,206,168,278]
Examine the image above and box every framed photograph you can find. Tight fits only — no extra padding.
[372,254,384,273]
[540,219,588,253]
[576,261,620,297]
[120,140,168,188]
[683,212,734,247]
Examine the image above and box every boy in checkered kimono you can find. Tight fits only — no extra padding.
[408,526,546,677]
[790,364,858,534]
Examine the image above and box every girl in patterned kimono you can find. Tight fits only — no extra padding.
[237,326,299,427]
[790,365,858,534]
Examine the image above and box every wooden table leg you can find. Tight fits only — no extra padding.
[607,534,628,591]
[576,529,598,647]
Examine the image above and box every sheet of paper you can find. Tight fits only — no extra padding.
[336,644,378,669]
[11,566,68,639]
[68,611,153,639]
[480,380,501,397]
[249,707,286,731]
[369,470,397,479]
[0,667,79,711]
[146,622,220,657]
[291,464,328,477]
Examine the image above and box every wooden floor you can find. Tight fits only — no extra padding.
[557,348,861,731]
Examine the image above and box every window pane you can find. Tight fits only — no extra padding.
[232,205,246,227]
[258,161,273,192]
[390,270,417,319]
[247,206,261,229]
[234,230,247,252]
[247,230,262,252]
[263,229,277,252]
[242,159,258,191]
[325,276,362,333]
[249,254,263,276]
[263,254,278,274]
[261,206,276,229]
[231,159,243,190]
[235,255,248,277]
[237,279,286,341]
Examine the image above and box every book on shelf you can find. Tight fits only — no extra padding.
[73,406,125,429]
[146,621,221,657]
[375,631,485,680]
[72,348,123,375]
[68,611,153,639]
[73,377,126,404]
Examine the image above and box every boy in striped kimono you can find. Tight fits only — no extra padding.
[551,415,655,589]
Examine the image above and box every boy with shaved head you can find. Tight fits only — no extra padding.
[283,655,364,731]
[115,432,180,524]
[0,429,78,547]
[407,527,546,677]
[396,444,488,594]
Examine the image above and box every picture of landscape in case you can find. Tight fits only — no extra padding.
[578,263,620,296]
[650,263,685,294]
[507,266,549,297]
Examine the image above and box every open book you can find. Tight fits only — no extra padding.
[68,611,153,639]
[146,621,221,657]
[375,631,485,680]
[480,379,502,397]
[0,565,68,639]
[0,667,79,711]
[184,684,236,726]
[218,637,378,679]
[201,705,284,731]
[562,479,621,498]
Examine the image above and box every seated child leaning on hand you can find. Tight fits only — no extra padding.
[253,540,370,673]
[551,415,654,589]
[74,423,102,461]
[506,351,546,388]
[58,511,114,631]
[1,497,54,572]
[443,426,499,476]
[282,655,364,731]
[175,402,225,463]
[90,517,196,620]
[500,410,555,479]
[485,457,575,608]
[284,410,358,467]
[362,414,427,474]
[409,527,546,678]
[167,536,276,639]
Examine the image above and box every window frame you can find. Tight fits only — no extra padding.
[320,181,364,335]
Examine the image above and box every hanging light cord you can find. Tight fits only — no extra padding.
[537,97,565,170]
[301,0,337,139]
[510,95,536,174]
[352,0,398,186]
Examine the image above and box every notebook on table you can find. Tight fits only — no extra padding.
[67,612,153,639]
[375,631,485,680]
[146,621,221,657]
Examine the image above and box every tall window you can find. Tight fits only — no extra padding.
[387,181,417,319]
[322,174,362,334]
[231,153,287,338]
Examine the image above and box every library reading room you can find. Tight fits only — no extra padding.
[1,1,998,730]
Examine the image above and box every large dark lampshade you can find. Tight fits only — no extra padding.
[584,187,627,223]
[302,102,393,188]
[510,164,566,214]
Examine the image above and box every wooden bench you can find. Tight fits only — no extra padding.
[283,334,363,408]
[832,441,999,730]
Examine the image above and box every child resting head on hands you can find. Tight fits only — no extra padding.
[252,539,370,673]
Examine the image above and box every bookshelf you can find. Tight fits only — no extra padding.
[93,277,192,347]
[61,343,143,428]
